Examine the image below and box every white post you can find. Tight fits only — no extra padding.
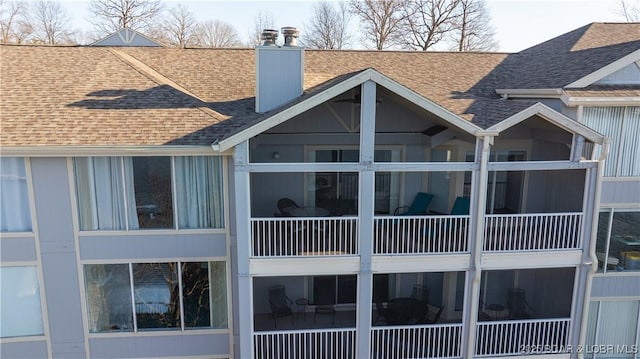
[356,80,376,358]
[233,140,255,358]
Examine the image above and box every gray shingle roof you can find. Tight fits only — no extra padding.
[1,22,638,148]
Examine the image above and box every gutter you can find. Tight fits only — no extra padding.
[495,88,563,99]
[578,138,610,359]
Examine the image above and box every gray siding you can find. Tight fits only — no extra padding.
[31,157,86,358]
[79,233,227,260]
[89,333,230,358]
[591,275,640,298]
[601,180,640,205]
[0,235,37,262]
[0,340,48,358]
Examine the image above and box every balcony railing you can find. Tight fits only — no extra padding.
[254,328,356,359]
[251,217,358,257]
[475,318,571,357]
[484,213,583,252]
[370,323,463,359]
[374,216,470,254]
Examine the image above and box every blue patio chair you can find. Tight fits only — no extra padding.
[450,196,470,215]
[394,192,434,216]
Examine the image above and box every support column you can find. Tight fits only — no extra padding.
[463,135,492,359]
[356,80,376,358]
[233,141,254,359]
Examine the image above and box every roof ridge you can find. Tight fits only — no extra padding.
[107,48,229,121]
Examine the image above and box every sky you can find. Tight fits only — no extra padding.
[61,0,626,52]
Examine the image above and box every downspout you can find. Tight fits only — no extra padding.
[578,138,610,359]
[466,135,492,359]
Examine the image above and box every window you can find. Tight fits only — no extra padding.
[84,261,227,333]
[311,275,357,305]
[0,266,44,338]
[583,106,640,177]
[74,156,224,231]
[596,209,640,273]
[0,157,32,232]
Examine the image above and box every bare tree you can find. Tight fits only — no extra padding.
[400,0,460,51]
[615,0,639,22]
[160,4,197,48]
[451,0,497,51]
[350,0,407,50]
[31,0,73,44]
[302,1,351,49]
[0,0,31,43]
[88,0,163,35]
[248,10,274,46]
[195,19,241,48]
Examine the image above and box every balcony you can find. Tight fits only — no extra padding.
[483,212,583,252]
[251,217,358,257]
[475,318,570,357]
[371,324,463,358]
[374,215,470,254]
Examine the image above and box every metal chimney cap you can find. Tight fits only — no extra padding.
[281,26,300,47]
[260,29,279,46]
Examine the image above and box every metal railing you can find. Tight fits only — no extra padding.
[374,216,470,254]
[254,328,356,359]
[251,217,358,257]
[370,324,463,359]
[475,318,571,357]
[484,213,583,252]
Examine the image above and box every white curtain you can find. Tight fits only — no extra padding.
[74,157,138,230]
[620,107,640,177]
[0,266,44,338]
[0,157,32,232]
[209,261,228,328]
[583,107,626,177]
[175,156,223,229]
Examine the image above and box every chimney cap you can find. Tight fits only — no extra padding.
[281,26,300,47]
[260,29,279,46]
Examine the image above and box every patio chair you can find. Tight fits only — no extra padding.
[314,287,336,324]
[394,192,434,216]
[507,288,532,319]
[268,285,295,328]
[373,298,391,325]
[277,198,299,216]
[450,196,470,215]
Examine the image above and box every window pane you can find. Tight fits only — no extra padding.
[175,156,224,229]
[0,266,43,337]
[84,264,133,332]
[210,262,228,328]
[583,107,624,176]
[337,275,357,304]
[609,211,640,271]
[595,211,612,271]
[0,157,32,232]
[74,157,138,231]
[619,107,640,176]
[182,262,211,328]
[133,263,180,330]
[132,157,173,229]
[597,301,639,356]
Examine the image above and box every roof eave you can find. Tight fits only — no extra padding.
[560,93,640,107]
[487,103,606,144]
[566,48,640,88]
[0,145,225,157]
[215,68,482,152]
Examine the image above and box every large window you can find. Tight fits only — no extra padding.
[596,209,640,273]
[0,157,32,232]
[84,261,227,333]
[74,156,224,231]
[0,266,44,338]
[583,106,640,177]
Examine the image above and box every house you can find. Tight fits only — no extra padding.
[0,22,638,359]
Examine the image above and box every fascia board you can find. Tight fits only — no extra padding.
[566,48,640,88]
[560,92,640,107]
[0,146,225,157]
[488,103,606,144]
